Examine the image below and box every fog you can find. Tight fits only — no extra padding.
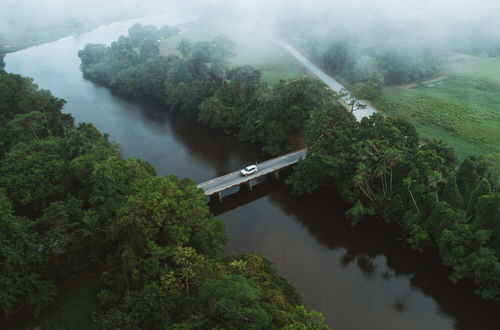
[0,0,174,50]
[195,0,500,54]
[182,0,498,86]
[2,2,499,329]
[2,0,499,54]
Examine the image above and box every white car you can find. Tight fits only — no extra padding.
[240,165,258,176]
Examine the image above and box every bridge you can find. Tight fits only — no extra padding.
[197,149,307,201]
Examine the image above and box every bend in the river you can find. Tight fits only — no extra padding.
[4,11,500,330]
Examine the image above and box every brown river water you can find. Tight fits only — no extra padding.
[3,9,499,330]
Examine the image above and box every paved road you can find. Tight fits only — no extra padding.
[279,42,377,121]
[198,43,375,196]
[197,149,307,195]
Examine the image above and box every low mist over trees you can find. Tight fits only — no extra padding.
[78,24,336,155]
[280,25,444,88]
[79,24,499,302]
[0,0,174,52]
[272,0,500,91]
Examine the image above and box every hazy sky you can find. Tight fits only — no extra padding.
[188,0,500,20]
[180,0,500,46]
[3,0,500,31]
[2,0,499,51]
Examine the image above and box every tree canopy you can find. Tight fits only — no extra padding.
[79,27,336,155]
[286,105,500,300]
[77,25,500,302]
[0,65,328,326]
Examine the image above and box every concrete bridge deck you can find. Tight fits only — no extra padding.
[197,149,307,198]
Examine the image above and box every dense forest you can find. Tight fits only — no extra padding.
[284,28,443,87]
[287,109,500,301]
[78,24,333,156]
[0,67,328,327]
[78,24,500,302]
[277,9,500,101]
[278,19,443,100]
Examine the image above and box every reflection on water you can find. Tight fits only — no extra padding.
[219,182,499,329]
[4,10,500,330]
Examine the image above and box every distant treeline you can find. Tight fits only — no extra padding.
[278,15,500,98]
[0,65,328,327]
[78,23,334,155]
[310,39,441,88]
[79,24,500,302]
[278,20,444,97]
[290,35,442,100]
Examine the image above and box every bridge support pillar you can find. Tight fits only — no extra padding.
[240,180,253,191]
[273,170,280,180]
[210,192,222,202]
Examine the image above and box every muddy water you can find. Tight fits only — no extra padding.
[4,11,499,330]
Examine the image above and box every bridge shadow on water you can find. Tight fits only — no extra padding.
[115,97,498,330]
[209,175,282,216]
[211,170,500,330]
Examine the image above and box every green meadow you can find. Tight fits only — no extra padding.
[373,54,500,159]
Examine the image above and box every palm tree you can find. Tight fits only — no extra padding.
[403,177,420,214]
[353,162,375,202]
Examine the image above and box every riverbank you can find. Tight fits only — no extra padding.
[0,0,166,53]
[0,63,326,328]
[79,15,500,309]
[5,14,500,330]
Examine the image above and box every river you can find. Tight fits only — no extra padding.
[4,10,499,330]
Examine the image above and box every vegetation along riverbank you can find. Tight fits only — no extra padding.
[78,23,500,303]
[284,22,500,160]
[0,56,328,328]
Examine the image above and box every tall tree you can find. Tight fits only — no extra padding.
[210,35,236,87]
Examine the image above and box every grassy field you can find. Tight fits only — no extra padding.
[160,22,306,85]
[373,54,500,159]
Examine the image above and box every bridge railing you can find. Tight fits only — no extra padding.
[197,149,307,197]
